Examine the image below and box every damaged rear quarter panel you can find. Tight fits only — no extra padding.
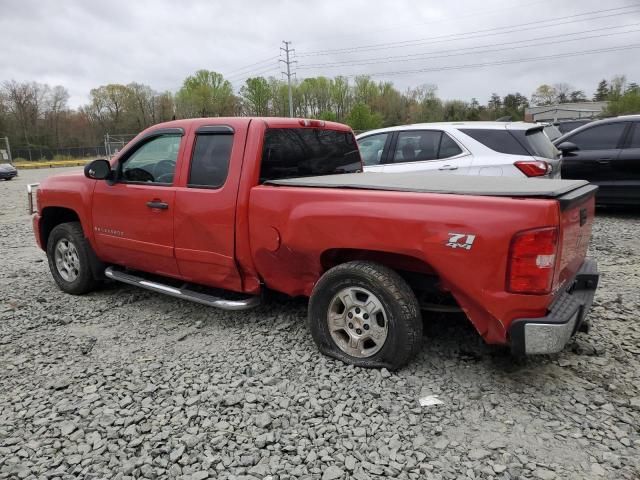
[248,186,559,343]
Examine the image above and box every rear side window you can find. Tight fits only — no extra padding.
[568,123,627,150]
[525,129,559,159]
[439,133,463,158]
[393,131,440,163]
[391,131,463,163]
[261,128,361,182]
[460,129,529,155]
[188,134,233,188]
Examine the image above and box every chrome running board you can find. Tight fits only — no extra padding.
[104,267,260,311]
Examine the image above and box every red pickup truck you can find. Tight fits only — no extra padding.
[28,117,599,369]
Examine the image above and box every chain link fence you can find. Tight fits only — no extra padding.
[104,134,137,159]
[12,145,107,162]
[9,133,139,162]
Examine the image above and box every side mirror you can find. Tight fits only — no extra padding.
[84,159,112,180]
[556,141,579,155]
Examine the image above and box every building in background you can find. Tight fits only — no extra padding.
[524,101,608,122]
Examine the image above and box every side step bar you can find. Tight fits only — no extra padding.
[104,267,260,311]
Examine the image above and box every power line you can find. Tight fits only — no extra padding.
[280,41,297,117]
[298,4,640,57]
[296,4,640,57]
[224,56,280,77]
[339,43,640,78]
[296,0,555,45]
[297,23,640,70]
[226,64,280,82]
[227,64,280,83]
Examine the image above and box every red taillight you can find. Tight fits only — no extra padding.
[507,227,558,294]
[514,160,551,177]
[299,119,326,128]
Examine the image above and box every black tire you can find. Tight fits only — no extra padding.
[46,222,100,295]
[308,261,422,370]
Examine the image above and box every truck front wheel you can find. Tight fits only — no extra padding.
[308,261,423,370]
[46,222,100,295]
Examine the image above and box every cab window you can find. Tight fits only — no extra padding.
[260,128,360,182]
[121,135,181,184]
[188,134,233,188]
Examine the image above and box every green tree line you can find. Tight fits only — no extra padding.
[1,71,638,153]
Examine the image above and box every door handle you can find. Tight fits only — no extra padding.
[597,159,612,164]
[146,200,169,210]
[438,165,458,171]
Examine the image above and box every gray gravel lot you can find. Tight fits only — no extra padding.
[1,167,639,480]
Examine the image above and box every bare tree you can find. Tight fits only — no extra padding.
[46,86,70,147]
[126,82,157,129]
[85,84,131,132]
[1,80,49,145]
[553,83,573,103]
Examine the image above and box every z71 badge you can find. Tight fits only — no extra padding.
[446,232,476,250]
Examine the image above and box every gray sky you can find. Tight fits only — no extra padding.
[1,0,640,108]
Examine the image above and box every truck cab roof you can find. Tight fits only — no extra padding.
[137,117,352,133]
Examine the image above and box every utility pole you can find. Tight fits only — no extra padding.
[280,41,296,117]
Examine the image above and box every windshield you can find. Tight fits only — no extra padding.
[542,125,562,141]
[526,129,559,159]
[260,128,361,182]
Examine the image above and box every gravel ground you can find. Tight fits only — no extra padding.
[1,168,639,480]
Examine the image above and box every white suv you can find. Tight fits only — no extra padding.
[356,122,562,178]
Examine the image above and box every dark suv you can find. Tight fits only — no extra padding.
[554,115,640,206]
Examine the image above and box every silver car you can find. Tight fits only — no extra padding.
[357,122,562,178]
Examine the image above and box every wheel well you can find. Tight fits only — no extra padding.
[39,207,81,249]
[321,248,435,275]
[320,248,459,310]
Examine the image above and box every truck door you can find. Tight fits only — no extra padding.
[91,129,183,277]
[173,125,244,292]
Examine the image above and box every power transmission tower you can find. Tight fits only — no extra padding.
[280,41,297,117]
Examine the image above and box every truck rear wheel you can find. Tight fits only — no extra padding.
[308,261,422,370]
[46,222,100,295]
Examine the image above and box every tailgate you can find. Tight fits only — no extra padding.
[555,184,598,292]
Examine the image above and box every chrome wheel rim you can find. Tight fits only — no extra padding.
[54,238,80,282]
[327,287,388,358]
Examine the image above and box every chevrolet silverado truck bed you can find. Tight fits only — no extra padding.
[266,172,595,207]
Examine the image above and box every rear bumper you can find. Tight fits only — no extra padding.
[509,258,599,355]
[0,170,17,179]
